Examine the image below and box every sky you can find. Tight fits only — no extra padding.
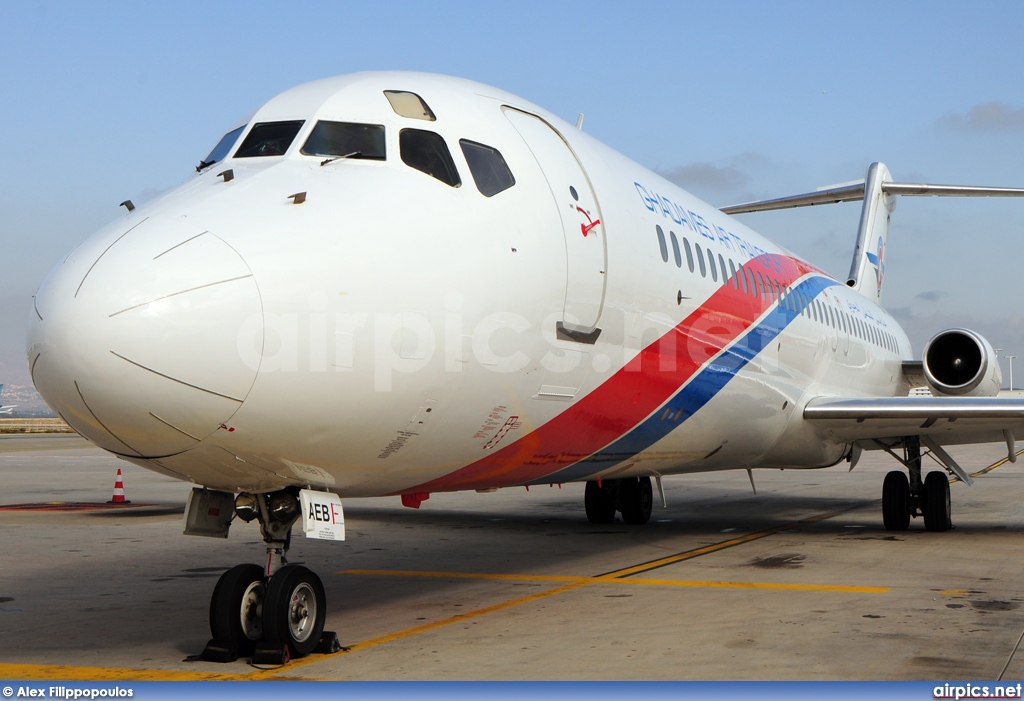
[3,1,1024,387]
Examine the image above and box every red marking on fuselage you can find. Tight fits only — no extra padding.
[577,206,601,237]
[405,254,822,493]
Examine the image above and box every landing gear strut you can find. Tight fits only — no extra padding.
[585,477,653,525]
[880,437,952,532]
[201,488,334,663]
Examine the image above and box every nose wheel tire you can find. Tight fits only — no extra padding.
[209,564,265,656]
[262,564,326,657]
[882,470,910,531]
[585,481,616,524]
[923,471,952,532]
[620,476,653,525]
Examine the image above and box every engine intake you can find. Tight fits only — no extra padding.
[922,328,1002,397]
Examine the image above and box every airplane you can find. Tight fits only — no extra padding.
[0,384,17,415]
[25,71,1024,662]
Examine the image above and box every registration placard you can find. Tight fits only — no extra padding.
[299,489,345,541]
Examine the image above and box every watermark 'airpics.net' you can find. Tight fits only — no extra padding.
[232,294,768,392]
[934,683,1023,699]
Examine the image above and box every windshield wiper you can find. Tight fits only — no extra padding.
[320,151,361,166]
[196,159,215,173]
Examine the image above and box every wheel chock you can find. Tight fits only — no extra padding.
[200,638,238,663]
[315,631,342,654]
[251,641,291,666]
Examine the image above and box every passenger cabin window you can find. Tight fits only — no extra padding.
[198,125,244,170]
[670,232,682,267]
[301,121,386,160]
[384,91,436,121]
[400,129,461,187]
[656,225,669,262]
[683,237,694,273]
[459,140,515,197]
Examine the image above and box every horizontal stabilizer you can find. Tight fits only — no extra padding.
[721,181,1024,215]
[721,183,865,214]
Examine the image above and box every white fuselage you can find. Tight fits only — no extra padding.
[27,72,910,497]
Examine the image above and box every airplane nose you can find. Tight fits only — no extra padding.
[28,216,262,457]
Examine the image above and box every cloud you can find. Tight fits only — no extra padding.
[658,162,749,192]
[938,102,1024,132]
[886,306,1024,363]
[915,290,946,303]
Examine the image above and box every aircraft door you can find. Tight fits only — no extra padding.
[503,108,607,341]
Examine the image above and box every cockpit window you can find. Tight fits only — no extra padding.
[459,139,515,197]
[198,126,245,171]
[234,120,304,158]
[301,121,386,160]
[384,91,436,121]
[399,129,460,187]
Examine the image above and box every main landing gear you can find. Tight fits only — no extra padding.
[585,477,653,525]
[195,488,338,663]
[880,437,952,532]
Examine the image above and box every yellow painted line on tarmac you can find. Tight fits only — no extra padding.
[603,503,866,579]
[340,568,587,584]
[607,577,887,593]
[340,568,888,594]
[965,448,1024,480]
[338,580,590,657]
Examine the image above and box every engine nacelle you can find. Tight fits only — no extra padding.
[922,328,1002,397]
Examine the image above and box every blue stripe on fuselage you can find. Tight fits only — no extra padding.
[534,274,840,484]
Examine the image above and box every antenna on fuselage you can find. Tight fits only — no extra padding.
[575,113,584,130]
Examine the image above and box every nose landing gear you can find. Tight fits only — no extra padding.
[194,488,338,664]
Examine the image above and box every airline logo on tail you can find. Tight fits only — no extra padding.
[865,236,885,294]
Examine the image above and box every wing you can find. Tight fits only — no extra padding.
[803,396,1024,446]
[803,396,1024,485]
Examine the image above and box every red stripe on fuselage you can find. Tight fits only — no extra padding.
[407,254,823,493]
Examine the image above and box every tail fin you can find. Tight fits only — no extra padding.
[847,162,895,303]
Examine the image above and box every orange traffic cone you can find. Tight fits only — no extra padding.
[107,468,130,504]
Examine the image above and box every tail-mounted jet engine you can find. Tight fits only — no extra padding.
[922,328,1002,397]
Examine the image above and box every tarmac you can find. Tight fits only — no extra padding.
[2,435,1024,681]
